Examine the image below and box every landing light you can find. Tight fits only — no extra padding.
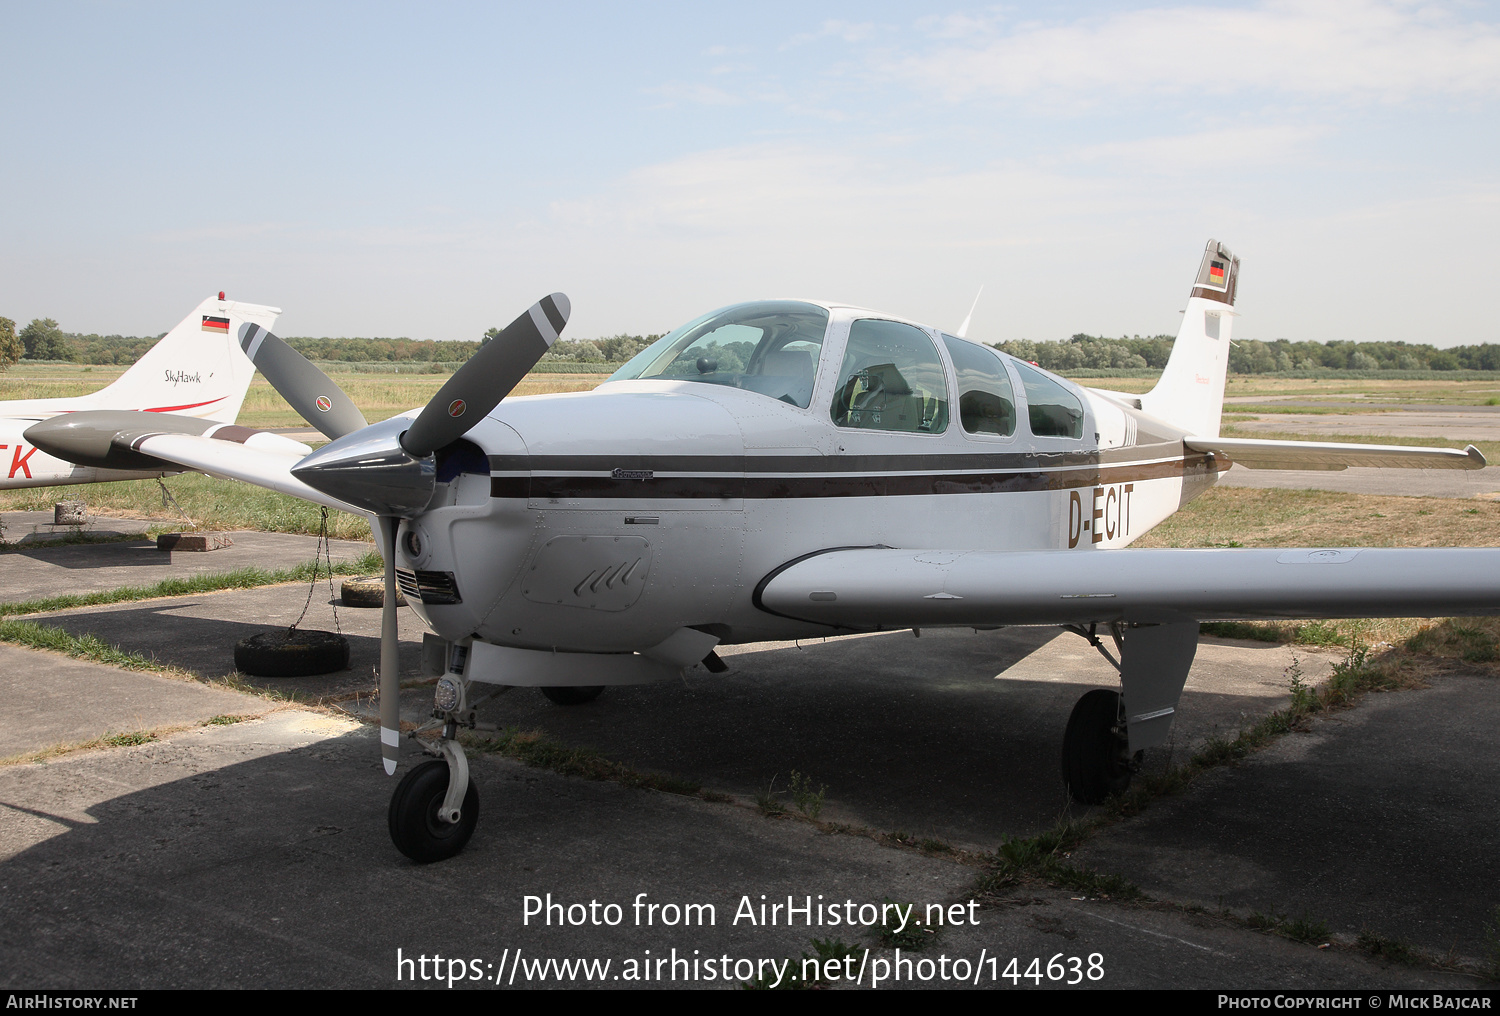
[434,677,462,713]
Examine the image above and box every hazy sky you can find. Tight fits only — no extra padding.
[3,1,1497,348]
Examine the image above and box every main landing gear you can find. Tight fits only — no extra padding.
[1061,689,1142,804]
[1057,619,1199,805]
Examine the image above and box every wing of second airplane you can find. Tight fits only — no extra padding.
[1186,436,1485,471]
[23,411,359,514]
[755,545,1500,629]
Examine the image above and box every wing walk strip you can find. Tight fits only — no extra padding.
[487,452,1217,500]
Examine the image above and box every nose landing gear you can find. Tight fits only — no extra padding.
[388,673,510,862]
[388,753,479,863]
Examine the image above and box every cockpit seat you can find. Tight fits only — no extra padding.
[752,348,817,406]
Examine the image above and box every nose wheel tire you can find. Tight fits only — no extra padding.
[388,759,479,863]
[1061,689,1141,804]
[540,686,605,706]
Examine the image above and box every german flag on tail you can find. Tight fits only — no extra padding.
[201,315,230,334]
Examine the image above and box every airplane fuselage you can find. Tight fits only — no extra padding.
[391,305,1227,654]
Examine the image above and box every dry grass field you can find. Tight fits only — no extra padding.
[0,364,608,430]
[1092,374,1500,405]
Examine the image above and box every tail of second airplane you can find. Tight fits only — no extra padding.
[1138,240,1239,438]
[5,295,282,423]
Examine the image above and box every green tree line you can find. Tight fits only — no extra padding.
[992,333,1500,373]
[5,313,1498,375]
[0,318,665,368]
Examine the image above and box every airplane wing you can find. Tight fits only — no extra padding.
[755,546,1500,629]
[23,411,359,514]
[129,433,360,513]
[1186,436,1485,471]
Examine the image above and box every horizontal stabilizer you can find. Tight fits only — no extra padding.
[1186,436,1486,471]
[756,546,1500,629]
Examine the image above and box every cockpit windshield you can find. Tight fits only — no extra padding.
[607,301,829,408]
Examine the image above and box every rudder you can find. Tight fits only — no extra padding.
[1139,240,1239,438]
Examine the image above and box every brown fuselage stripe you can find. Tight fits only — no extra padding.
[489,454,1226,500]
[486,440,1189,476]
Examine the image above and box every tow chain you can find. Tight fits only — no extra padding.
[289,506,341,636]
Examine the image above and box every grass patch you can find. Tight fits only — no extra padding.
[1404,618,1500,668]
[0,475,375,541]
[788,769,827,819]
[102,731,158,747]
[981,822,1144,902]
[0,531,145,553]
[465,726,701,796]
[0,551,384,619]
[0,618,171,671]
[1247,908,1330,945]
[1138,487,1500,552]
[871,899,936,950]
[1357,930,1421,966]
[205,714,249,726]
[755,775,789,816]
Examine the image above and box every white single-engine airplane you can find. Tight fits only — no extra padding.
[2,295,310,490]
[26,241,1496,862]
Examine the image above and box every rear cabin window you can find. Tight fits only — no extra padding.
[831,320,949,434]
[1012,361,1085,439]
[942,334,1016,437]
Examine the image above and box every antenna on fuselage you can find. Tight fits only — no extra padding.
[956,286,984,339]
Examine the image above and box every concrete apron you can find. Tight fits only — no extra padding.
[5,584,1494,985]
[0,709,1479,989]
[24,587,1336,849]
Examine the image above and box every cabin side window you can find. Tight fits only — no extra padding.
[1012,361,1085,439]
[831,320,949,434]
[942,334,1016,438]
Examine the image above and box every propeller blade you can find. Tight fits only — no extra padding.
[239,323,368,441]
[378,516,401,776]
[400,293,569,457]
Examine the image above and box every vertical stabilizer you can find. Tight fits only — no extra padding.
[1139,240,1239,438]
[71,296,281,423]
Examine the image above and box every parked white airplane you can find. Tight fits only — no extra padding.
[0,295,309,490]
[26,242,1495,862]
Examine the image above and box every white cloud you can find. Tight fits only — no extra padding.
[888,1,1500,107]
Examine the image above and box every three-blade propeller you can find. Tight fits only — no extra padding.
[239,295,569,776]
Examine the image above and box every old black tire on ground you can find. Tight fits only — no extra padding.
[234,630,350,677]
[1061,688,1137,804]
[539,685,605,706]
[340,576,406,608]
[388,760,480,863]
